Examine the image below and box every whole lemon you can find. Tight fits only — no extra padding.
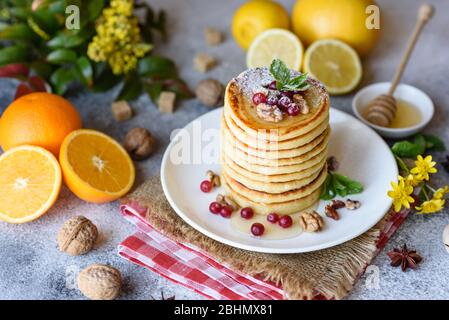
[292,0,380,57]
[0,92,82,156]
[232,0,290,50]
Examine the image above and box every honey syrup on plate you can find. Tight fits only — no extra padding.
[389,99,422,128]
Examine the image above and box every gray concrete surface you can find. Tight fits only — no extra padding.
[1,0,449,300]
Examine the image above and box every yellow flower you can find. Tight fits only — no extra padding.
[87,0,151,75]
[388,176,415,212]
[405,174,420,187]
[410,155,437,181]
[434,186,449,200]
[416,199,445,214]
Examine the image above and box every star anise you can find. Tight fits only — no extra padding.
[387,244,422,272]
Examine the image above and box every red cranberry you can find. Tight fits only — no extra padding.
[279,215,293,228]
[266,95,279,106]
[251,223,265,236]
[280,91,293,99]
[220,205,233,218]
[287,104,300,116]
[209,201,222,214]
[278,96,292,109]
[240,207,254,219]
[200,180,212,193]
[267,213,279,223]
[268,81,277,90]
[252,92,267,105]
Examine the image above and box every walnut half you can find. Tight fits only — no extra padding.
[299,211,324,232]
[256,103,283,122]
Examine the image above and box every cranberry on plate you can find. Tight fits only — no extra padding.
[220,205,233,218]
[240,207,254,219]
[209,201,222,214]
[267,213,279,223]
[251,223,265,236]
[200,180,212,193]
[279,215,293,228]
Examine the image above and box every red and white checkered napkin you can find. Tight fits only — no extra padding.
[118,201,408,300]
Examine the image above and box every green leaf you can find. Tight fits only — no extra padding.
[30,61,54,79]
[138,56,177,79]
[0,45,29,67]
[391,140,425,158]
[117,75,143,101]
[413,134,427,151]
[0,23,35,41]
[320,175,336,200]
[50,67,79,95]
[8,7,32,20]
[334,174,363,195]
[91,63,121,92]
[48,33,85,48]
[162,78,194,99]
[46,49,78,64]
[76,56,93,87]
[284,73,309,91]
[88,0,104,21]
[423,134,446,151]
[143,82,163,102]
[269,59,290,88]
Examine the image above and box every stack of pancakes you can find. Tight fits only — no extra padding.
[221,68,330,215]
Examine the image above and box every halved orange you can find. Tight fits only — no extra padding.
[59,129,135,203]
[0,145,62,223]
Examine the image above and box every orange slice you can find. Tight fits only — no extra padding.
[59,129,135,203]
[0,145,62,223]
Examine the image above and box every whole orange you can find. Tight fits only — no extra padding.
[0,93,82,156]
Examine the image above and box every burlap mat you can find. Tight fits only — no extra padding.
[122,175,396,300]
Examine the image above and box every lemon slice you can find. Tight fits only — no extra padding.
[246,28,303,70]
[303,39,362,95]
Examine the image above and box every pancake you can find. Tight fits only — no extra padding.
[222,165,327,204]
[222,159,324,194]
[225,68,330,141]
[224,107,329,150]
[222,123,330,167]
[223,180,323,215]
[223,147,328,176]
[221,113,330,160]
[222,153,327,183]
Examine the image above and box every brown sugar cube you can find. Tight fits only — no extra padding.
[194,53,217,73]
[111,100,132,121]
[205,27,224,46]
[158,91,176,113]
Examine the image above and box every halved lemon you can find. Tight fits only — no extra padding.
[303,39,362,95]
[246,28,303,70]
[59,129,135,203]
[0,145,62,223]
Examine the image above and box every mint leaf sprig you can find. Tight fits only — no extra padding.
[320,172,364,200]
[269,59,309,92]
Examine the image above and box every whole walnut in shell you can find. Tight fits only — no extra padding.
[57,216,98,256]
[195,79,224,107]
[77,264,122,300]
[123,127,155,160]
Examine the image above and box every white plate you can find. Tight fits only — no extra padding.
[161,108,397,253]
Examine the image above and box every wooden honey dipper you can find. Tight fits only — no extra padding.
[365,3,434,127]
